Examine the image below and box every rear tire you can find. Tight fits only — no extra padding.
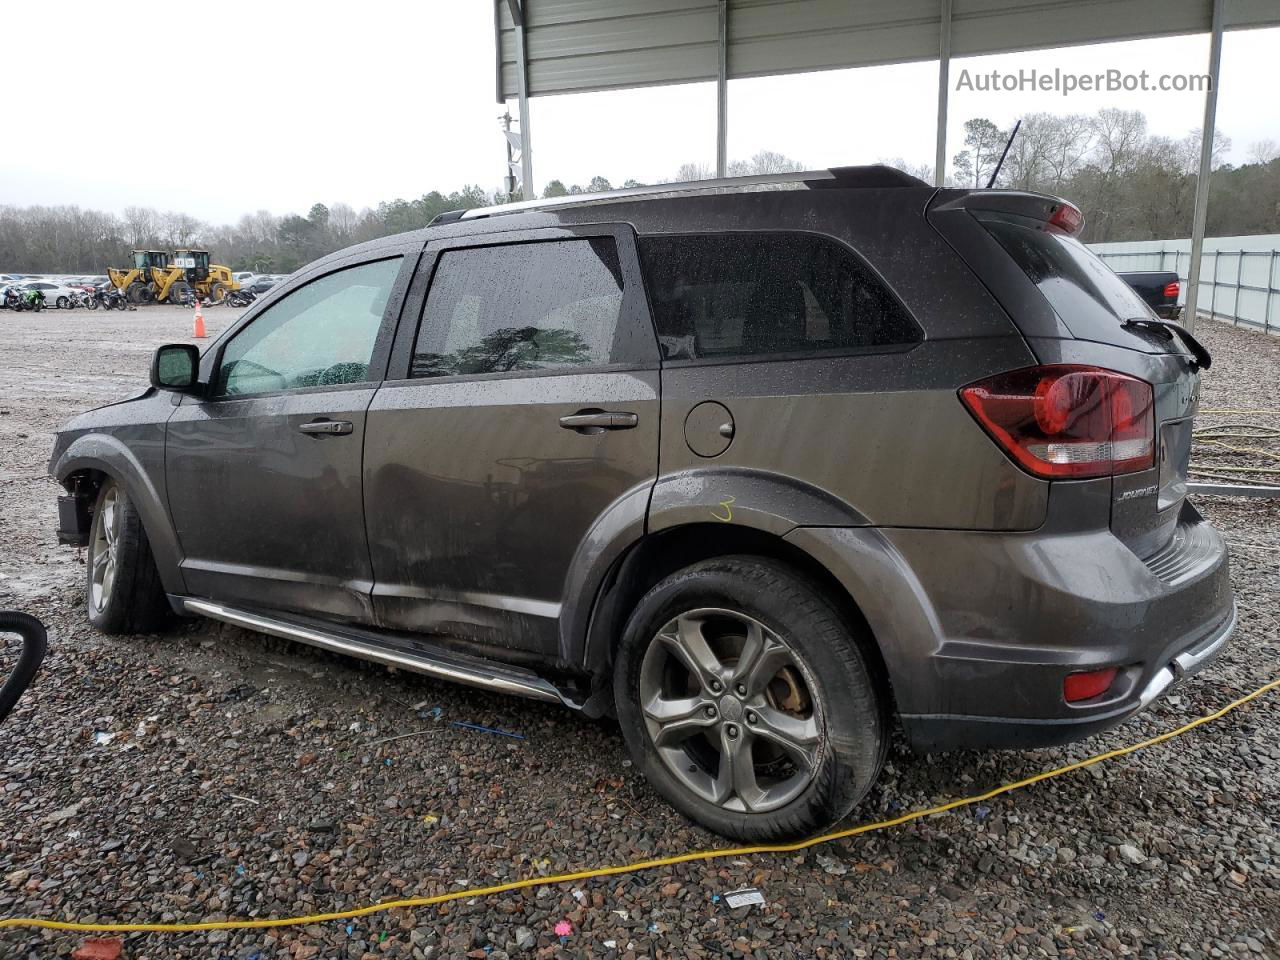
[208,281,229,304]
[614,555,886,842]
[85,479,169,634]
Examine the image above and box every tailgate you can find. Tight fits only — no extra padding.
[1110,359,1199,557]
[930,192,1207,558]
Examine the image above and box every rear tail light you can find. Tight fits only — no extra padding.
[1064,667,1118,702]
[960,365,1154,479]
[1162,280,1180,299]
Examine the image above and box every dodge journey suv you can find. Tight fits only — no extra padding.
[50,166,1233,840]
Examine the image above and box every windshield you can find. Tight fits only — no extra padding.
[979,214,1159,342]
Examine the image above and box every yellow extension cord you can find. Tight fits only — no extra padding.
[1194,408,1280,478]
[2,676,1277,936]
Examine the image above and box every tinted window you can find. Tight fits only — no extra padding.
[215,257,401,396]
[637,233,919,360]
[411,238,624,378]
[979,216,1155,332]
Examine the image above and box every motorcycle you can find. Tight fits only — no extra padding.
[1,287,21,310]
[224,288,256,307]
[16,289,45,312]
[66,290,90,309]
[88,287,127,310]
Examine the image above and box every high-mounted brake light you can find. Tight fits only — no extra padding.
[1162,280,1180,299]
[959,365,1154,480]
[1045,202,1083,235]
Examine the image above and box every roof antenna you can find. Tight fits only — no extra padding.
[986,119,1022,189]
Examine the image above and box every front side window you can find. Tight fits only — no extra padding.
[410,238,624,379]
[214,257,401,397]
[637,232,920,360]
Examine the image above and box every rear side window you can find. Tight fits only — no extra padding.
[637,232,920,361]
[411,238,624,378]
[978,215,1155,333]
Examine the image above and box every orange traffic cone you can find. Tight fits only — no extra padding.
[193,299,207,339]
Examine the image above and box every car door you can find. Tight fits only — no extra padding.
[364,224,661,657]
[166,249,416,621]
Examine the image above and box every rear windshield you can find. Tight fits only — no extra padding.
[978,214,1156,339]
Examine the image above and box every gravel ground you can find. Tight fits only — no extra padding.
[1,309,1277,960]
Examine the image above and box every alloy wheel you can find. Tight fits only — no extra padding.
[638,607,824,814]
[89,487,120,612]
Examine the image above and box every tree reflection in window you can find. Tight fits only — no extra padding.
[411,238,622,379]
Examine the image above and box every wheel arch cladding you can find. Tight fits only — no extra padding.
[579,521,897,719]
[52,433,186,596]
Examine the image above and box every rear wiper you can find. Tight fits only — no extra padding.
[1120,317,1212,371]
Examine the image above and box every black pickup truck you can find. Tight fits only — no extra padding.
[1117,270,1182,320]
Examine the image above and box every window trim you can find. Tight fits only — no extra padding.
[200,251,415,402]
[384,223,660,385]
[635,228,924,364]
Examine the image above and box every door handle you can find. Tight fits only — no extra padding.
[299,419,353,436]
[558,411,639,432]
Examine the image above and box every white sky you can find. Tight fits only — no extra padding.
[1,2,1277,224]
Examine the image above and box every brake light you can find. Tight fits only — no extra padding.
[1162,280,1180,299]
[959,365,1154,479]
[1064,667,1118,702]
[1045,202,1083,235]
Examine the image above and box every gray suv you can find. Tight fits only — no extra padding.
[50,166,1234,840]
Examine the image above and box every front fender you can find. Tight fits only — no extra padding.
[52,432,186,596]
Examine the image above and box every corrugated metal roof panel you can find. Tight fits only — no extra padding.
[496,0,1280,100]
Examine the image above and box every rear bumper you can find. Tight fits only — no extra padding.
[899,600,1234,750]
[1153,304,1183,321]
[786,494,1234,751]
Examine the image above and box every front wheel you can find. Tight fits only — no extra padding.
[614,556,886,842]
[85,479,168,634]
[56,296,69,309]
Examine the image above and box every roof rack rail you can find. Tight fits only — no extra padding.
[431,164,925,225]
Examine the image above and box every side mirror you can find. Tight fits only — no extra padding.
[150,343,200,392]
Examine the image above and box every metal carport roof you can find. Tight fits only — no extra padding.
[493,0,1280,329]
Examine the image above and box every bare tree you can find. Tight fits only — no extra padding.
[674,162,714,182]
[1248,139,1279,165]
[162,211,203,247]
[328,202,359,242]
[122,206,158,248]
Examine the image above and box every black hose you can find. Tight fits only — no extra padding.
[0,611,47,725]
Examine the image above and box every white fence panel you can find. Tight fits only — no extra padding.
[1090,234,1280,334]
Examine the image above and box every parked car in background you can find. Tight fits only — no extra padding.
[21,280,81,309]
[233,271,259,286]
[246,275,279,295]
[1117,271,1182,321]
[49,168,1232,841]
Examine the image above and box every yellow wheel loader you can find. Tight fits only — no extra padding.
[107,249,240,304]
[107,250,169,304]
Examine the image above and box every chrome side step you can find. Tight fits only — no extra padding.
[182,598,575,707]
